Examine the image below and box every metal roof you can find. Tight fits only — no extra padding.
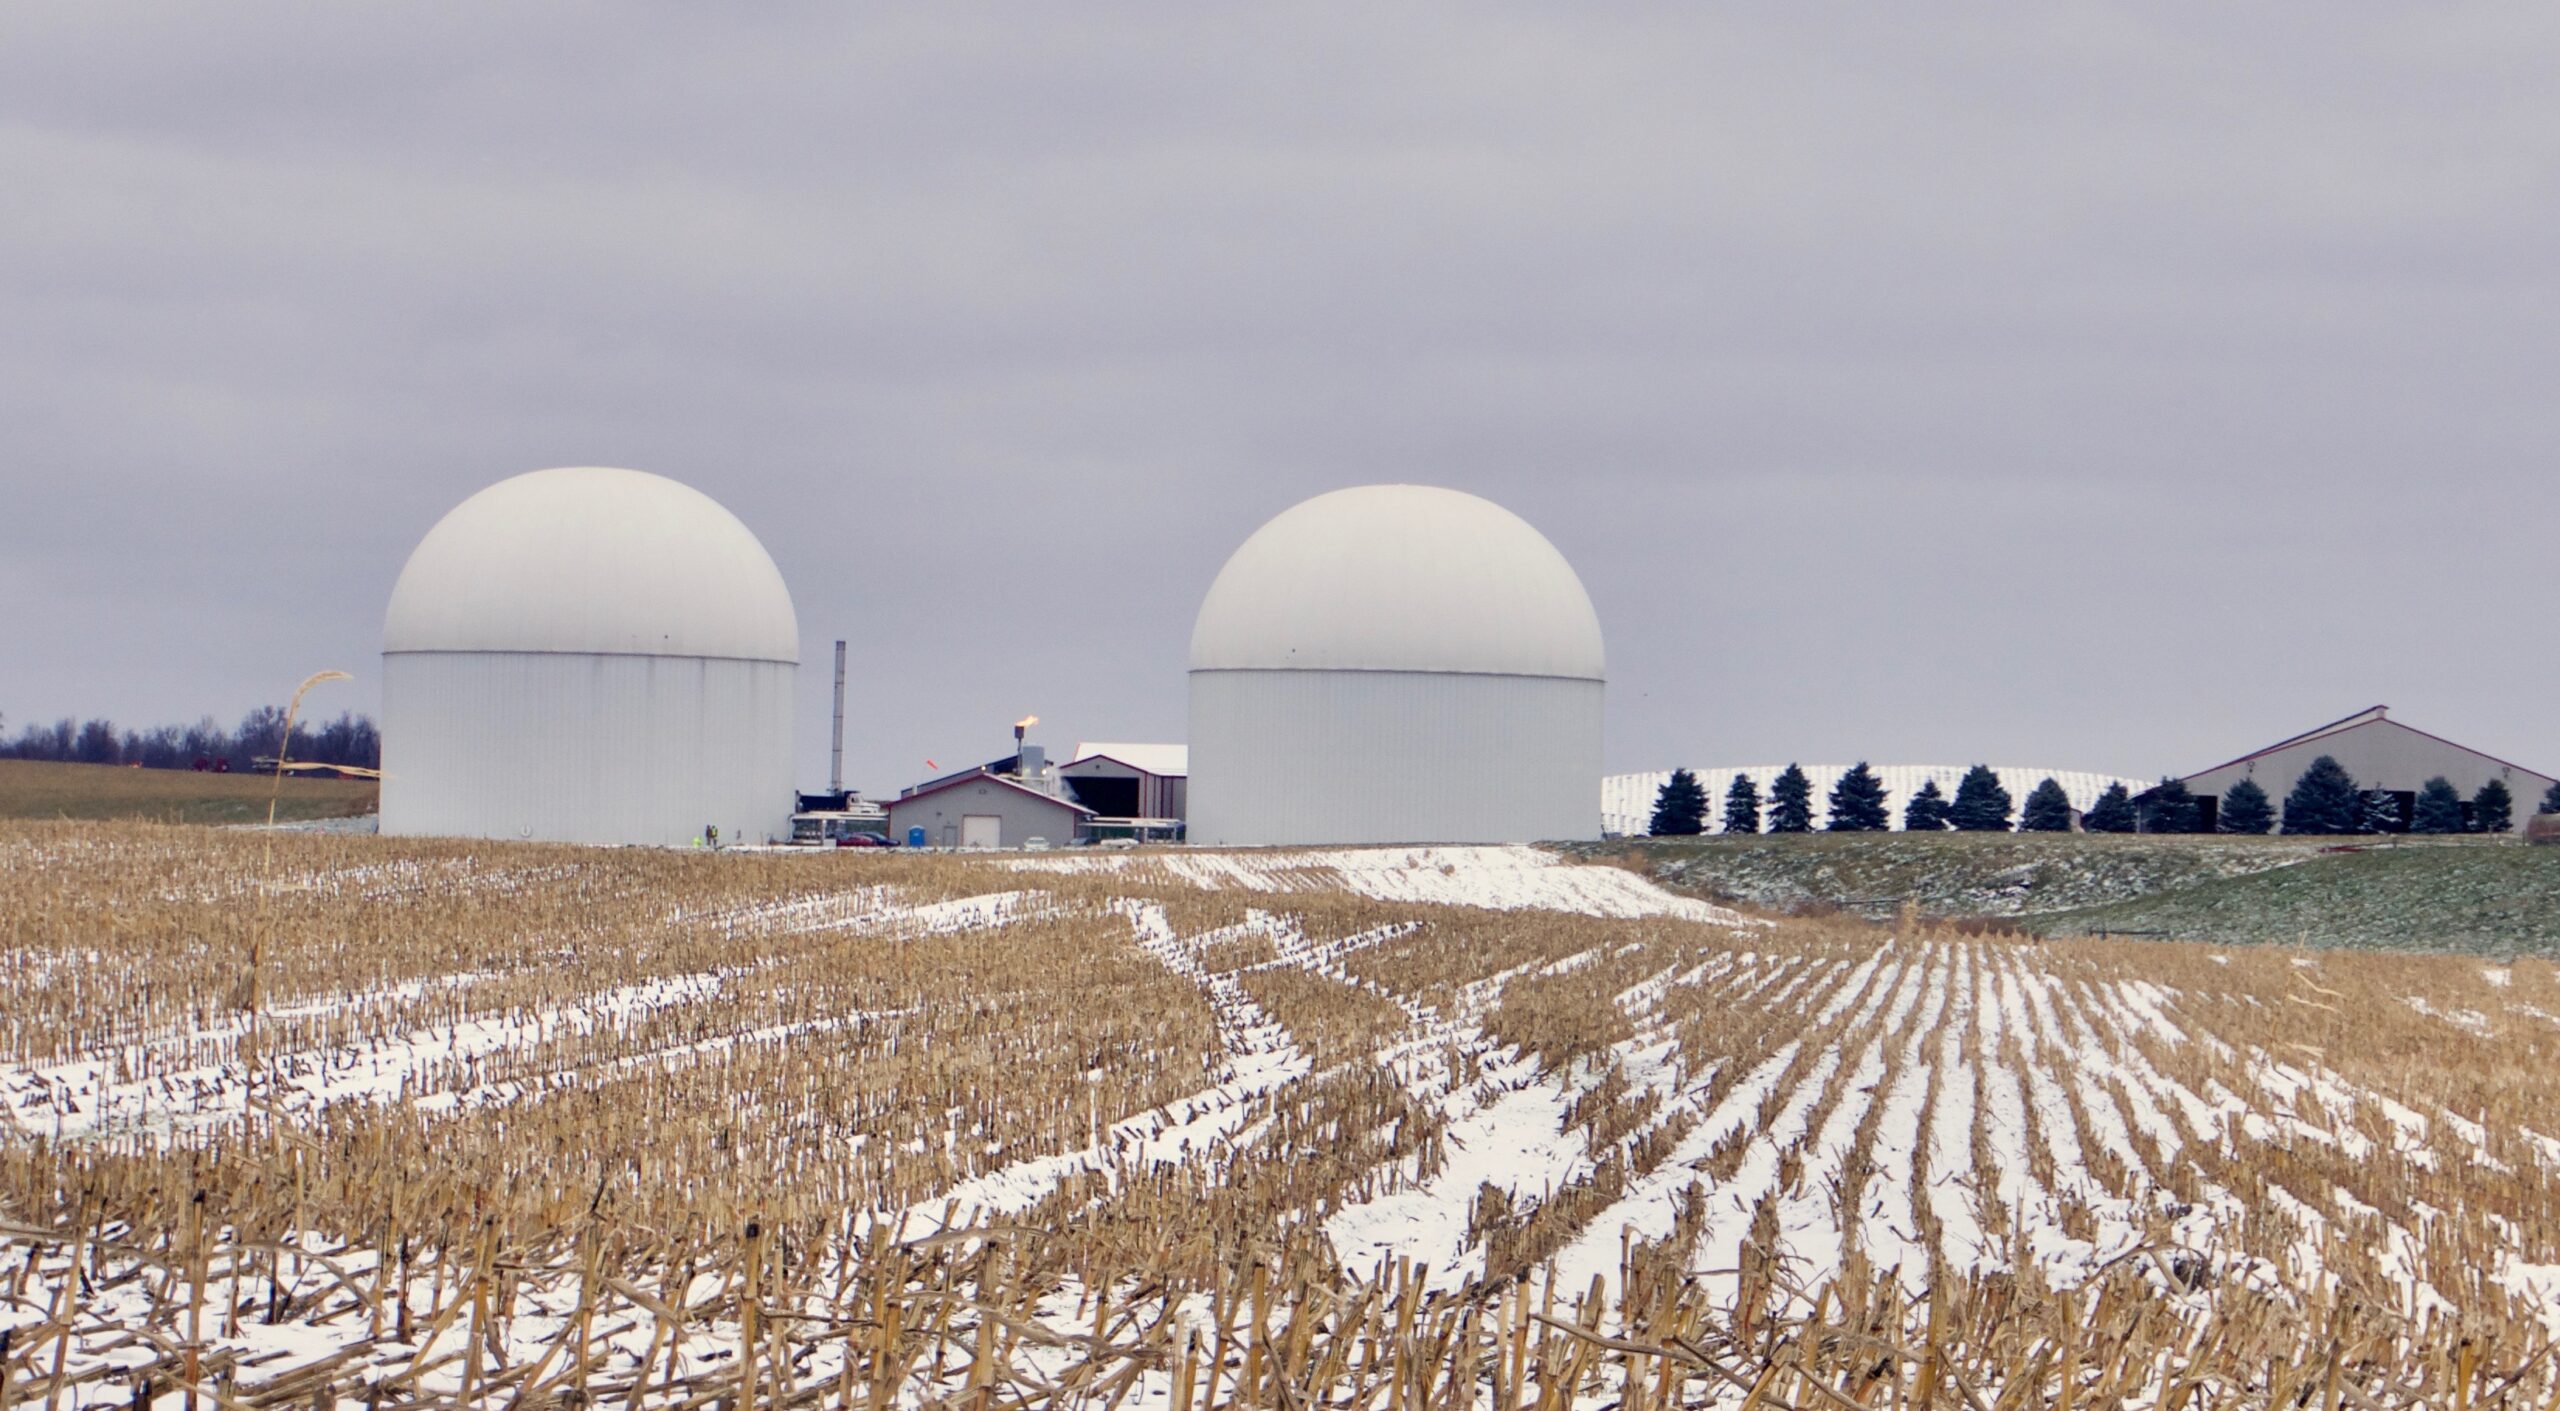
[1189,485,1604,681]
[384,467,799,663]
[1068,742,1188,777]
[2175,706,2555,788]
[2174,705,2390,780]
[886,770,1095,815]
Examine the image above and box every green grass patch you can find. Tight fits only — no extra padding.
[1575,831,2558,955]
[0,759,377,825]
[1574,831,2338,918]
[2036,843,2560,955]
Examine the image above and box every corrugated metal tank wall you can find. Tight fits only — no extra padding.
[1187,669,1601,845]
[381,652,794,846]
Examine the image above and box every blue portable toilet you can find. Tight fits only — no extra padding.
[906,825,928,849]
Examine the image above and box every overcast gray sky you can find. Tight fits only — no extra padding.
[5,4,2555,796]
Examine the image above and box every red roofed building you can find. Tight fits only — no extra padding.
[884,770,1093,850]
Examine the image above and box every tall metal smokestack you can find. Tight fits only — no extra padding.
[829,639,847,793]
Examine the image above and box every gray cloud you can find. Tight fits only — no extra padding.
[5,4,2555,794]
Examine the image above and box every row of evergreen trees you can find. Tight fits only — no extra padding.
[2081,759,2547,836]
[1648,763,2055,835]
[1648,759,2560,837]
[2248,754,2549,835]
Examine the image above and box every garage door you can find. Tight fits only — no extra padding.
[960,814,1003,850]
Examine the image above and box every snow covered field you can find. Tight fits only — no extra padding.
[5,823,2557,1410]
[1013,843,1751,921]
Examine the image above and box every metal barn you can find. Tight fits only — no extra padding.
[884,772,1092,850]
[2178,706,2555,832]
[1059,743,1187,823]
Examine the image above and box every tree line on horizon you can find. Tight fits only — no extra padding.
[0,708,381,773]
[1647,758,2560,837]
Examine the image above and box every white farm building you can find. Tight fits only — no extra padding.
[1604,765,2147,836]
[2177,706,2555,833]
[1060,742,1188,824]
[381,467,798,847]
[1188,485,1604,846]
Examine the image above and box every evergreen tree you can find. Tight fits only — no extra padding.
[2411,777,2466,834]
[2359,789,2406,835]
[2218,778,2274,835]
[2138,777,2201,834]
[2280,755,2363,835]
[1825,762,1891,832]
[2083,783,2138,833]
[1721,773,1762,835]
[1767,764,1815,834]
[1903,779,1951,832]
[2474,778,2515,833]
[2020,778,2074,832]
[2542,779,2560,816]
[1948,765,2013,832]
[1648,769,1708,836]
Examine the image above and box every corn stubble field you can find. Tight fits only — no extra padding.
[6,824,2560,1411]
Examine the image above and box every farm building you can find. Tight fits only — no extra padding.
[381,467,798,847]
[2177,705,2556,832]
[1188,485,1604,846]
[885,770,1092,849]
[1603,765,2146,836]
[1060,742,1187,832]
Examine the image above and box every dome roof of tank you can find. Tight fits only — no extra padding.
[1189,485,1603,680]
[384,467,798,662]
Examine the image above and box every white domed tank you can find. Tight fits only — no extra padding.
[1188,485,1604,845]
[381,467,798,846]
